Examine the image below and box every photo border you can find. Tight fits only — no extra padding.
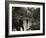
[5,1,45,37]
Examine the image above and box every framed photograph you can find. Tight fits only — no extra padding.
[5,1,45,37]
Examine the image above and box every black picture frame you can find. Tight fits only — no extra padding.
[5,1,45,37]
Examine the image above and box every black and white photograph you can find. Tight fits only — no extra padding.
[12,7,40,31]
[5,1,45,37]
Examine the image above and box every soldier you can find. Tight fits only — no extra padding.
[19,18,24,31]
